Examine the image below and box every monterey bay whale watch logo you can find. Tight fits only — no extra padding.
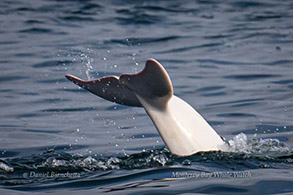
[172,171,252,179]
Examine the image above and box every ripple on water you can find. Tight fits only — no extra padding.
[156,42,224,54]
[19,28,53,34]
[104,36,181,46]
[223,74,279,81]
[116,14,163,25]
[0,76,29,83]
[32,60,73,68]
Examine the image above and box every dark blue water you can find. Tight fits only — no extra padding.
[1,0,293,194]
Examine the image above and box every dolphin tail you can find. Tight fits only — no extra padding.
[65,58,172,107]
[66,58,226,155]
[65,74,142,107]
[119,59,173,109]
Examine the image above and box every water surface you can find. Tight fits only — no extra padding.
[0,0,293,194]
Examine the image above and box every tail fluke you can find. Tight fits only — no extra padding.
[120,59,173,109]
[65,74,142,107]
[65,58,172,108]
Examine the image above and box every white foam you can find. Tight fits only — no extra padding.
[228,133,291,155]
[0,161,14,172]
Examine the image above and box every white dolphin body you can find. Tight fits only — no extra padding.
[66,59,227,156]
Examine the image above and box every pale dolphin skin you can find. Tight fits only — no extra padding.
[65,59,227,156]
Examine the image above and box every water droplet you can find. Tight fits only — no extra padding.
[182,159,191,165]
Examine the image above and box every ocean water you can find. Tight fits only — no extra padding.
[1,0,293,194]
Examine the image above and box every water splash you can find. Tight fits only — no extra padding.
[0,133,292,187]
[80,53,94,80]
[1,137,292,174]
[0,140,292,187]
[0,161,14,172]
[228,133,291,156]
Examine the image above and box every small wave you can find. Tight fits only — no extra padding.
[231,1,271,8]
[59,16,96,22]
[42,107,98,113]
[116,13,162,25]
[207,98,263,107]
[157,43,223,54]
[134,5,198,13]
[105,36,180,46]
[264,60,293,66]
[273,79,293,85]
[197,59,254,66]
[32,60,73,68]
[0,161,14,173]
[218,113,256,118]
[0,76,29,83]
[19,28,53,34]
[224,74,279,81]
